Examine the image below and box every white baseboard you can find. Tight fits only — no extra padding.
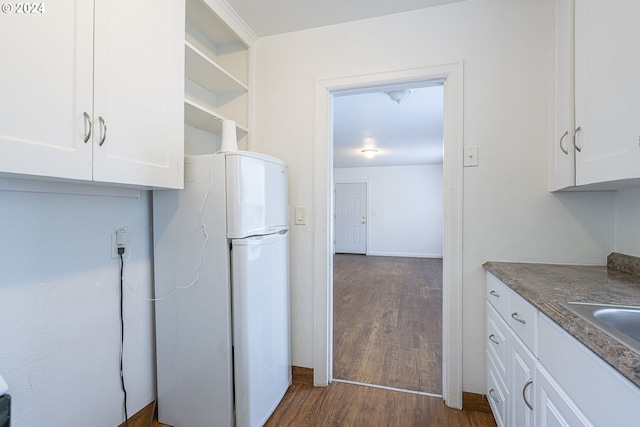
[366,252,443,259]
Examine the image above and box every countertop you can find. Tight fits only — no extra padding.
[483,253,640,389]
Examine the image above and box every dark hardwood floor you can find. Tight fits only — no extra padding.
[333,254,443,394]
[265,381,497,427]
[266,254,495,426]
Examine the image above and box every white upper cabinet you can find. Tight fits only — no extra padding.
[550,0,575,191]
[92,0,185,188]
[0,0,185,189]
[573,0,640,187]
[183,0,253,155]
[552,0,640,190]
[0,1,94,181]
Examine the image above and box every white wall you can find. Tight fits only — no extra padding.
[0,183,154,426]
[334,165,443,257]
[254,0,616,392]
[615,188,640,257]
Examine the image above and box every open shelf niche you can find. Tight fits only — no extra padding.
[184,0,253,155]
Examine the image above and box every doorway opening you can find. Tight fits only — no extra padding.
[312,62,464,408]
[331,84,444,396]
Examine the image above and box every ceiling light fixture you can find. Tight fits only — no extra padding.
[386,89,411,104]
[361,148,378,159]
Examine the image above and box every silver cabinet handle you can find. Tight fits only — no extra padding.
[523,379,533,410]
[489,334,499,345]
[489,388,499,403]
[573,126,582,152]
[489,290,500,298]
[511,312,526,324]
[83,112,92,143]
[559,130,569,155]
[98,116,107,146]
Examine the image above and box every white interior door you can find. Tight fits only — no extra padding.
[334,182,367,254]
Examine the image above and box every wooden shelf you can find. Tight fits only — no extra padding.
[185,98,248,138]
[183,0,251,153]
[186,0,247,48]
[185,42,248,94]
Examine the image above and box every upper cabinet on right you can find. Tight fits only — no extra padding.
[550,0,640,191]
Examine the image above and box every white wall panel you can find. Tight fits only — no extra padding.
[253,0,616,391]
[335,165,443,258]
[0,187,154,426]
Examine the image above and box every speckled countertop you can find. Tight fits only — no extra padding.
[483,253,640,389]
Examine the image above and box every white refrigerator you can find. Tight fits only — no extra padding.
[153,152,291,427]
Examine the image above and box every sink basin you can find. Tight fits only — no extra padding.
[560,302,640,354]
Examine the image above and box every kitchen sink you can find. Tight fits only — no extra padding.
[560,302,640,355]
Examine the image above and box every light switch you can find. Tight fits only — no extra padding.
[464,146,479,167]
[294,206,306,225]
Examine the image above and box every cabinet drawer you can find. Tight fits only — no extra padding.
[487,302,509,377]
[487,272,509,319]
[487,354,508,427]
[508,289,538,355]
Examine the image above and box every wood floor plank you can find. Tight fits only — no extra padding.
[265,382,497,427]
[333,254,443,394]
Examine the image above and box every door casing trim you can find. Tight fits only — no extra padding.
[313,61,464,409]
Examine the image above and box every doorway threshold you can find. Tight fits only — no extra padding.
[332,378,443,398]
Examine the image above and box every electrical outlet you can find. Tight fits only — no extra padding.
[111,226,128,259]
[111,234,121,259]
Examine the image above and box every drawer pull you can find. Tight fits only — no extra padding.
[489,290,500,298]
[98,116,107,146]
[573,126,582,152]
[489,334,500,345]
[511,312,526,324]
[489,388,499,403]
[83,112,92,143]
[559,130,569,155]
[523,379,533,410]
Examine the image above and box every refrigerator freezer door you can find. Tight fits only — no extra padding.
[232,231,291,427]
[226,152,288,238]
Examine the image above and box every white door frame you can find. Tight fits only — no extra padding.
[334,180,369,255]
[313,62,464,409]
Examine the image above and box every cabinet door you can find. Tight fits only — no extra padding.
[535,364,593,427]
[0,0,93,180]
[510,332,535,427]
[574,0,640,185]
[92,0,184,189]
[550,0,575,191]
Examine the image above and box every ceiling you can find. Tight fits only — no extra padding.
[333,85,444,168]
[223,0,452,168]
[224,0,465,37]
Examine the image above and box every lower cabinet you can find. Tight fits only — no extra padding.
[487,273,537,427]
[486,302,535,427]
[509,330,535,427]
[487,354,508,427]
[486,272,640,426]
[535,364,592,427]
